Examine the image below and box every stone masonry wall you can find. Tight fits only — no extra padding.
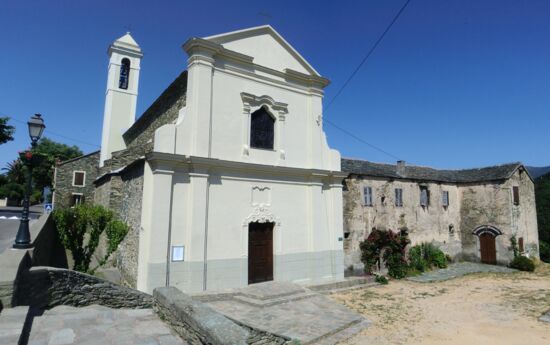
[153,287,292,345]
[343,175,462,272]
[117,161,145,287]
[123,70,187,150]
[459,168,539,263]
[15,266,152,309]
[53,151,100,208]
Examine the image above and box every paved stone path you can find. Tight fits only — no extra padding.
[407,262,517,283]
[0,305,186,345]
[194,281,370,344]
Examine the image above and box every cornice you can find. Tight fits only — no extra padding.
[146,152,345,179]
[182,37,330,91]
[108,45,143,59]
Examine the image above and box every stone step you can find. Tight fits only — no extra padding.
[306,276,376,293]
[311,319,371,345]
[0,306,30,345]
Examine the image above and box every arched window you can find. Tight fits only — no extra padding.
[119,58,130,89]
[250,106,274,150]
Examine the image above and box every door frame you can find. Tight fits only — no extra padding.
[472,225,503,265]
[247,221,274,284]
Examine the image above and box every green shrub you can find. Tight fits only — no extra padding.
[540,241,550,263]
[375,275,388,284]
[359,229,410,279]
[408,246,428,272]
[407,242,448,273]
[509,255,535,272]
[53,204,129,273]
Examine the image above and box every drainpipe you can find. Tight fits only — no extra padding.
[165,181,175,287]
[203,177,211,291]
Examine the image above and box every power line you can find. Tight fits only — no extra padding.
[1,113,100,148]
[325,0,412,111]
[322,0,411,162]
[324,118,401,161]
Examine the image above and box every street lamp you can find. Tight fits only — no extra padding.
[13,114,45,249]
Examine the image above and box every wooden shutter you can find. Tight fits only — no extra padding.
[442,191,449,207]
[513,186,520,205]
[518,237,524,253]
[395,188,403,207]
[73,172,85,186]
[364,187,373,206]
[420,188,427,206]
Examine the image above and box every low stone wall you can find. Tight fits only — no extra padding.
[15,266,153,309]
[154,287,249,345]
[0,213,68,309]
[153,287,293,345]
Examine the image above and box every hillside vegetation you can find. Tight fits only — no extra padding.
[535,172,550,262]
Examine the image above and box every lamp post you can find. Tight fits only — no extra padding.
[13,114,45,249]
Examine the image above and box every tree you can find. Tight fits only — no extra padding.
[0,117,15,144]
[3,160,26,185]
[0,138,82,205]
[32,137,83,192]
[535,172,550,262]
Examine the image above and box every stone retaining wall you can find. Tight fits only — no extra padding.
[116,161,145,287]
[15,266,153,309]
[153,287,293,345]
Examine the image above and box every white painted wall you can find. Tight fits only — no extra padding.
[100,33,142,166]
[136,26,344,293]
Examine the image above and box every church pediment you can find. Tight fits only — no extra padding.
[203,25,320,77]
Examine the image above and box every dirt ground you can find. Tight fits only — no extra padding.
[330,264,550,345]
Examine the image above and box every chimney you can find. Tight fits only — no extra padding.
[397,160,406,176]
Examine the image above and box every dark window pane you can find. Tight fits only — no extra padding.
[119,58,130,89]
[250,107,274,149]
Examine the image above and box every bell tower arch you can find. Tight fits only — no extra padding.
[100,32,143,166]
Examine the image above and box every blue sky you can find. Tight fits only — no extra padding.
[1,0,549,170]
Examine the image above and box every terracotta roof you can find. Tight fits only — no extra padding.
[341,158,528,183]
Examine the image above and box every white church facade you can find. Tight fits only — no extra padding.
[55,26,346,293]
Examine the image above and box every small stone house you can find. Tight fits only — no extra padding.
[341,158,539,273]
[53,151,99,208]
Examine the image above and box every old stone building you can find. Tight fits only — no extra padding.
[341,158,539,273]
[53,151,99,208]
[54,26,345,293]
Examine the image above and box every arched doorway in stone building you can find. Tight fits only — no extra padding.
[472,225,503,265]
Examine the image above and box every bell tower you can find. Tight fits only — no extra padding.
[100,32,143,166]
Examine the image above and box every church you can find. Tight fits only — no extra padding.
[54,26,346,293]
[53,26,540,292]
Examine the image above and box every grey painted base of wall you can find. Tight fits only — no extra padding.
[143,250,344,293]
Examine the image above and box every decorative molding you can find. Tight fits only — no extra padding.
[316,114,323,127]
[243,205,280,226]
[240,92,288,115]
[472,225,503,236]
[240,92,288,157]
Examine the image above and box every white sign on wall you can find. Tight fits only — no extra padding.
[171,245,185,262]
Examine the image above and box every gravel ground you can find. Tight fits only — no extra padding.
[330,263,550,345]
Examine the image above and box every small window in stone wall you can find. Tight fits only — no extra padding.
[73,171,85,187]
[442,191,449,208]
[363,186,373,206]
[512,186,520,205]
[395,188,403,207]
[71,194,84,207]
[518,237,524,253]
[420,186,430,207]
